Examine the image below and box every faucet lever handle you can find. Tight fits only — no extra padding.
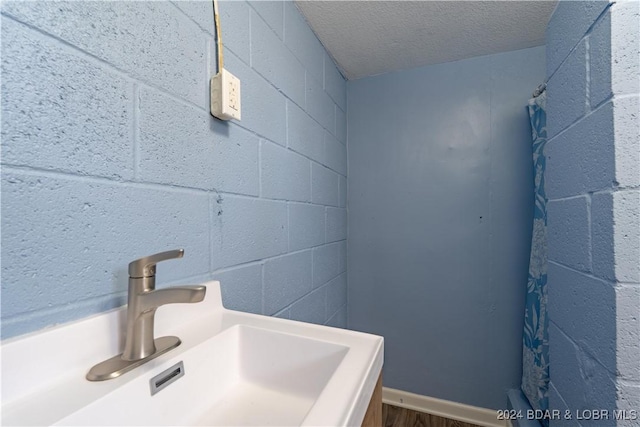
[128,249,184,278]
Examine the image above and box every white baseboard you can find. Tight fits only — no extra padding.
[382,387,511,427]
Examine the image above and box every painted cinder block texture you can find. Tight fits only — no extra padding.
[615,284,640,382]
[545,0,640,423]
[313,241,347,289]
[138,88,260,194]
[288,203,326,251]
[1,1,209,108]
[287,100,326,162]
[0,0,347,338]
[547,197,591,273]
[546,0,609,77]
[610,1,640,97]
[1,18,133,180]
[263,251,313,315]
[547,263,616,377]
[548,383,578,427]
[613,96,640,188]
[260,140,310,202]
[548,323,617,427]
[545,102,615,199]
[546,39,588,140]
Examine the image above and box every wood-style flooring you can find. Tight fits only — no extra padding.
[382,403,483,427]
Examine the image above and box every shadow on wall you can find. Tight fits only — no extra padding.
[546,182,619,424]
[544,0,638,421]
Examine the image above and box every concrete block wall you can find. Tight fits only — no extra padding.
[1,0,347,339]
[545,1,639,424]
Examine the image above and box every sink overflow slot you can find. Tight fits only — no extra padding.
[150,361,185,396]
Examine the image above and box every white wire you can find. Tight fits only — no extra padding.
[213,0,224,71]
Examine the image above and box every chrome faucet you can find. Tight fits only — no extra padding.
[87,249,206,381]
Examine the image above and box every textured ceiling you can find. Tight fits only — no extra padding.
[295,1,557,80]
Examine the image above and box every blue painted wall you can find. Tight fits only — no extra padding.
[545,1,640,424]
[347,46,546,410]
[1,0,347,339]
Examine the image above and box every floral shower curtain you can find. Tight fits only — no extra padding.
[521,90,549,423]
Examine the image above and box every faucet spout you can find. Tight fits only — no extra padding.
[139,285,206,312]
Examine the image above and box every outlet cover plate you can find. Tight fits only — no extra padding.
[210,69,241,121]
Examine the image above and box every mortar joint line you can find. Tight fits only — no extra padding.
[546,2,614,82]
[549,318,617,379]
[133,83,140,180]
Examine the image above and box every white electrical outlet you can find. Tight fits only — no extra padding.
[210,69,241,121]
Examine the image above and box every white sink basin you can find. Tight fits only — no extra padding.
[1,281,383,426]
[59,325,348,426]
